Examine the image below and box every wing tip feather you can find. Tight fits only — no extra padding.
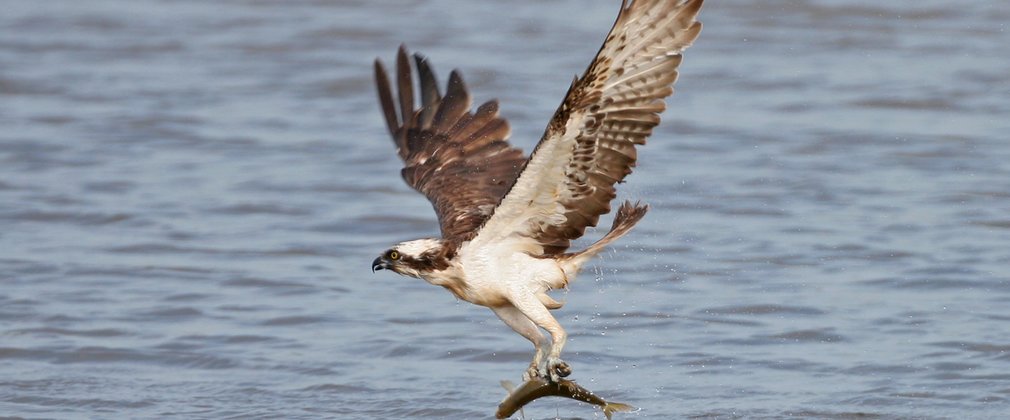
[374,58,400,136]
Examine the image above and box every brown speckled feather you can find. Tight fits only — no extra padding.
[475,0,704,255]
[374,46,526,244]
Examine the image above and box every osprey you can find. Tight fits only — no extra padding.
[371,0,703,382]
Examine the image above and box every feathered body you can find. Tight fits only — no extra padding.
[370,0,704,382]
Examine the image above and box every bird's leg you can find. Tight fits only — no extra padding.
[509,292,571,382]
[490,304,547,382]
[537,291,564,309]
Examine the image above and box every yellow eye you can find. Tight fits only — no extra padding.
[388,250,399,260]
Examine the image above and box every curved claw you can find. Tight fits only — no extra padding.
[554,360,572,377]
[546,358,571,383]
[523,363,540,382]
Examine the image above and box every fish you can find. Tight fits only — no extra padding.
[496,378,634,419]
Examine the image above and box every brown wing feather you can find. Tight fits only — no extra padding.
[475,0,704,255]
[374,46,526,244]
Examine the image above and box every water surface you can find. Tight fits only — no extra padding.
[2,0,1009,418]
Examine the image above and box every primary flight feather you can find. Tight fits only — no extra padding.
[372,0,703,382]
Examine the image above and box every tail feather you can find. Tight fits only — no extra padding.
[567,200,649,265]
[602,401,635,420]
[601,200,649,246]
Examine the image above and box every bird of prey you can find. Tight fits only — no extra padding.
[371,0,703,382]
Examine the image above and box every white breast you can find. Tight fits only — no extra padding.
[454,238,567,307]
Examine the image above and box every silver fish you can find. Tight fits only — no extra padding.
[496,378,634,419]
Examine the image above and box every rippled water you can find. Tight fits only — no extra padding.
[2,0,1009,418]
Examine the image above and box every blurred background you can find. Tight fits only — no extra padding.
[1,0,1008,418]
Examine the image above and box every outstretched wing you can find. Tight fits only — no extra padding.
[473,0,704,255]
[374,46,527,243]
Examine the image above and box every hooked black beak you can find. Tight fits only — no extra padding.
[372,256,391,273]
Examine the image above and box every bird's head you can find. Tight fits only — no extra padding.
[372,238,451,278]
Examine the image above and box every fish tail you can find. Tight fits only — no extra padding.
[602,401,635,420]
